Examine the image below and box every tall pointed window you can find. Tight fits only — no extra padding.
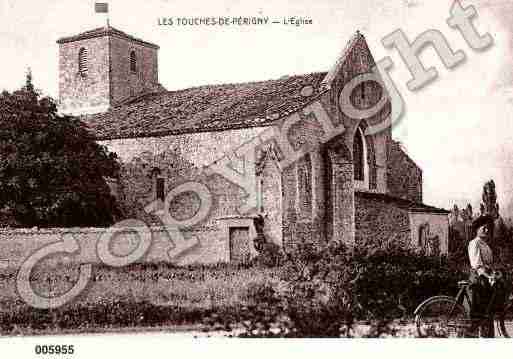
[130,50,137,73]
[353,127,365,181]
[78,48,88,77]
[156,177,165,201]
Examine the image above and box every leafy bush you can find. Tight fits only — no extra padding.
[278,241,353,337]
[346,241,466,319]
[241,281,281,306]
[0,299,226,335]
[252,242,284,268]
[235,238,469,337]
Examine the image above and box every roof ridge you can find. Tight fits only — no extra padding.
[355,191,450,213]
[81,71,329,140]
[321,31,365,90]
[107,71,328,106]
[161,71,328,93]
[56,26,159,49]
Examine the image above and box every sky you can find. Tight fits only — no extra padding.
[1,0,512,213]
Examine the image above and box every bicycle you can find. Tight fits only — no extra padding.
[414,273,513,338]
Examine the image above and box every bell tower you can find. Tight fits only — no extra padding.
[57,26,161,115]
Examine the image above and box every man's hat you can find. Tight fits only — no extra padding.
[471,214,494,233]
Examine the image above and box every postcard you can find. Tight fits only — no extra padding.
[0,0,512,357]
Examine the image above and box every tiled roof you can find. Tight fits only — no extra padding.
[78,31,368,140]
[57,26,159,49]
[355,191,450,214]
[82,72,328,140]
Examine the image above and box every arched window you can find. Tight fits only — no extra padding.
[353,127,365,181]
[156,177,165,201]
[78,48,88,77]
[130,50,137,73]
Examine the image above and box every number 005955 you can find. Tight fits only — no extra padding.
[35,345,74,355]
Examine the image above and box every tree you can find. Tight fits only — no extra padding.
[482,180,499,219]
[449,204,459,225]
[465,203,473,220]
[0,72,122,228]
[478,180,513,264]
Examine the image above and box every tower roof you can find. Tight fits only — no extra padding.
[56,26,159,49]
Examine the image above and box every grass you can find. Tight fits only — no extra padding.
[0,254,476,337]
[0,262,283,335]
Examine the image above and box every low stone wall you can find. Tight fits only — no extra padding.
[0,225,229,269]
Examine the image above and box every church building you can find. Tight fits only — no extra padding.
[56,25,449,264]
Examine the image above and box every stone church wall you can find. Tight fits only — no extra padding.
[109,36,159,104]
[99,94,357,256]
[316,34,394,245]
[387,141,423,203]
[324,34,393,197]
[354,193,411,246]
[58,36,111,113]
[277,96,339,250]
[259,159,283,247]
[99,126,285,262]
[100,127,268,220]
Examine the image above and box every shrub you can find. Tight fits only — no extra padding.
[241,281,281,306]
[236,238,469,337]
[252,242,284,268]
[278,240,354,337]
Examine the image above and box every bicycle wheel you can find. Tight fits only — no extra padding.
[497,302,513,338]
[415,295,469,338]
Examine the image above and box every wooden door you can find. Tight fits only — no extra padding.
[229,227,251,264]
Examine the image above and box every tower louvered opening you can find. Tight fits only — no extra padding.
[78,47,88,77]
[130,50,137,73]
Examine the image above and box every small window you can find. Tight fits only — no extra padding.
[78,48,88,77]
[130,50,137,73]
[156,178,165,201]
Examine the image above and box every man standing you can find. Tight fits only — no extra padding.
[468,223,495,337]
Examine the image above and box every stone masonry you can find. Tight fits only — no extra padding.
[57,26,161,115]
[0,27,450,268]
[387,140,423,203]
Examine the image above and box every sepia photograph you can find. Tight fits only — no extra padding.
[1,0,513,356]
